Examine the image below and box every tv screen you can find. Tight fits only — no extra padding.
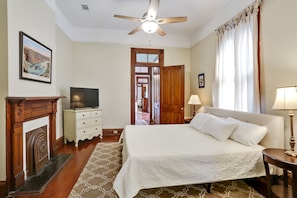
[70,87,99,109]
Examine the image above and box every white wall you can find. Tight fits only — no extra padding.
[71,43,131,128]
[190,32,216,110]
[260,0,297,149]
[71,43,191,128]
[1,0,62,181]
[0,0,8,181]
[56,27,73,137]
[7,0,57,96]
[190,0,297,149]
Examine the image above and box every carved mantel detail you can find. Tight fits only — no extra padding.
[6,96,64,191]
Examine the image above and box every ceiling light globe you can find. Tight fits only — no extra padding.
[142,21,158,33]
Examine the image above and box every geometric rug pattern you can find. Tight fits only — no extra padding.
[69,142,264,198]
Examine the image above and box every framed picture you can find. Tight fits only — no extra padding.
[198,73,205,88]
[19,31,52,83]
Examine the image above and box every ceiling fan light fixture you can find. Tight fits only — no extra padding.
[142,21,158,33]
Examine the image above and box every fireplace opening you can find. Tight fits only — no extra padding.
[16,119,72,195]
[26,125,49,177]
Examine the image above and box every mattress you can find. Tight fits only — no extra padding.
[113,124,266,198]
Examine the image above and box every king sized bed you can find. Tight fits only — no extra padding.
[113,107,284,198]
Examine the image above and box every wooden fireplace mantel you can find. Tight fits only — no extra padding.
[6,96,65,191]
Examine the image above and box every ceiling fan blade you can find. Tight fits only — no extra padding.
[157,26,166,37]
[147,0,160,19]
[157,17,187,24]
[128,25,143,35]
[113,14,141,22]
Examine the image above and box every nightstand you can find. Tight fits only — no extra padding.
[262,148,297,198]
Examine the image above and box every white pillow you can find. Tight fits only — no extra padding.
[199,116,238,141]
[227,117,267,146]
[189,113,214,131]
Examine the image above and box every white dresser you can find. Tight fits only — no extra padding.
[63,108,103,147]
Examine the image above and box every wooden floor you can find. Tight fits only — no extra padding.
[13,135,119,198]
[13,134,268,198]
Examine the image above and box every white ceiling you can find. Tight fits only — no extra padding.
[53,0,253,47]
[56,0,229,35]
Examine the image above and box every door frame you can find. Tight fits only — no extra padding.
[130,48,164,124]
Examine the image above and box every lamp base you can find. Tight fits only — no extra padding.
[192,105,196,118]
[284,150,297,157]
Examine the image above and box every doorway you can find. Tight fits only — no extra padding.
[131,48,185,125]
[131,48,163,125]
[136,76,150,125]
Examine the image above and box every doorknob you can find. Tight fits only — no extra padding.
[181,107,184,111]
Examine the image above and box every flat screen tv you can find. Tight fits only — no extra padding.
[70,87,99,109]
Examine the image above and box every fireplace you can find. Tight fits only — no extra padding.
[26,125,49,177]
[6,96,64,193]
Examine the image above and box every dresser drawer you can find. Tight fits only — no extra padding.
[77,127,89,136]
[89,125,102,134]
[76,117,101,128]
[76,119,90,128]
[92,117,102,125]
[77,125,102,137]
[90,110,101,117]
[76,112,90,119]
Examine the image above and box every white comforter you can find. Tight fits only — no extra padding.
[113,124,266,198]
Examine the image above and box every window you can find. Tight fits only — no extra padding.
[212,0,262,113]
[136,53,159,63]
[135,67,149,73]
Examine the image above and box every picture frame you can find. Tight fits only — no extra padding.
[198,73,205,88]
[19,31,52,83]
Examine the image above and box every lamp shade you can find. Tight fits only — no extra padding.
[272,86,297,110]
[72,95,81,102]
[142,21,158,33]
[188,94,201,105]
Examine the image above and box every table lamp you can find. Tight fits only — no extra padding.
[188,94,201,117]
[72,95,81,108]
[272,86,297,156]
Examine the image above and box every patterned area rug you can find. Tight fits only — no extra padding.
[69,143,264,198]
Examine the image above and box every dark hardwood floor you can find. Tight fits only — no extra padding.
[13,134,120,198]
[12,134,268,198]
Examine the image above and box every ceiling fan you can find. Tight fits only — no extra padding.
[114,0,187,36]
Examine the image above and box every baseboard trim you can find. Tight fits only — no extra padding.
[0,180,7,197]
[55,136,64,150]
[103,128,123,137]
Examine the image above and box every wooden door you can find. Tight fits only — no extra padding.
[160,65,184,124]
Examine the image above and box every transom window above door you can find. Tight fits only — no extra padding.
[136,53,159,63]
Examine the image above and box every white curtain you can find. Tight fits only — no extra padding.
[212,0,262,113]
